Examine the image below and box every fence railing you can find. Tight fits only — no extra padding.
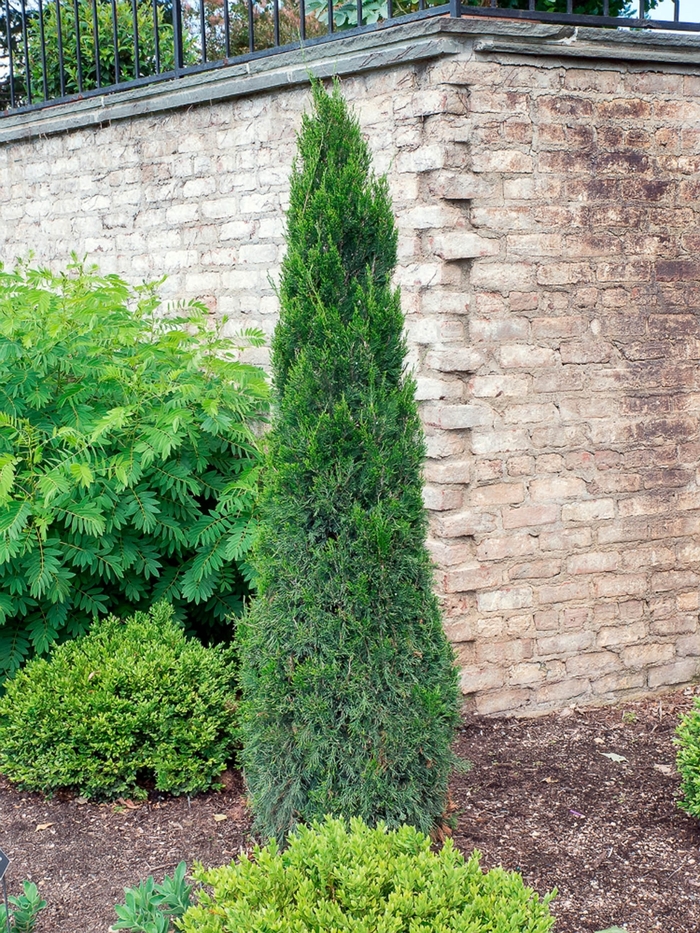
[1,0,698,115]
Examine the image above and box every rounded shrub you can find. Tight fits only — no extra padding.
[180,816,556,933]
[676,696,700,819]
[0,602,238,800]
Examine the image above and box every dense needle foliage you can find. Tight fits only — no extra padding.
[0,603,238,799]
[0,260,268,677]
[237,81,459,839]
[180,817,556,933]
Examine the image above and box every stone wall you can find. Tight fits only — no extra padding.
[2,19,700,714]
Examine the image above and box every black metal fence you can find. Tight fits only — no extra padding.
[1,0,698,114]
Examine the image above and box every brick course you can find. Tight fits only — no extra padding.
[2,22,700,714]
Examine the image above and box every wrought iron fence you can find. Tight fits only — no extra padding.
[1,0,698,114]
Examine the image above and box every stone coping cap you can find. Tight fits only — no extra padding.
[1,15,700,144]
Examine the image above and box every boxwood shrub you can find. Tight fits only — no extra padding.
[0,602,237,800]
[179,816,556,933]
[676,696,700,819]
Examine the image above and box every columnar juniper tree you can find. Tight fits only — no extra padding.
[238,80,460,840]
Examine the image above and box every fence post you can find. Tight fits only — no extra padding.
[172,0,184,71]
[450,0,462,17]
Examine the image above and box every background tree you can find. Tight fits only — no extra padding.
[237,81,460,840]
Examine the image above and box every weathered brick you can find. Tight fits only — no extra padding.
[459,666,505,693]
[500,345,557,368]
[621,643,676,670]
[562,499,615,523]
[509,559,562,581]
[530,476,587,501]
[425,349,485,372]
[534,678,590,707]
[476,535,538,562]
[424,459,472,485]
[422,404,491,430]
[502,504,559,529]
[436,509,497,539]
[648,658,700,689]
[568,552,619,575]
[423,484,463,512]
[477,588,533,612]
[537,581,589,606]
[443,563,504,594]
[471,483,525,507]
[566,650,619,678]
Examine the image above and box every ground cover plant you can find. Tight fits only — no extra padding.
[0,881,46,932]
[0,260,268,678]
[0,602,238,800]
[113,861,192,933]
[179,816,556,933]
[237,80,460,840]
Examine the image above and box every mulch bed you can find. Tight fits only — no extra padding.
[2,687,699,933]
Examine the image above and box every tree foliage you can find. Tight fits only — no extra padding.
[306,0,658,30]
[0,259,268,678]
[237,81,460,840]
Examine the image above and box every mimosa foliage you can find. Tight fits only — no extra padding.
[0,259,268,678]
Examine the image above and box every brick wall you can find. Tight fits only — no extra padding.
[1,20,700,714]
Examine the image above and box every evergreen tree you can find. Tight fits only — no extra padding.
[237,80,460,840]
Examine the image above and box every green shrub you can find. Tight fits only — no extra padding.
[180,816,556,933]
[237,80,460,840]
[0,602,238,799]
[676,696,700,819]
[0,259,268,677]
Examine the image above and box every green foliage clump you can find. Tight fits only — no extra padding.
[676,696,700,819]
[0,259,268,677]
[113,861,192,933]
[237,80,459,840]
[180,817,556,933]
[0,881,46,933]
[305,0,657,31]
[0,603,238,799]
[22,0,186,102]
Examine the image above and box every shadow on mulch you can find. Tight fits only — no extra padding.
[1,687,699,932]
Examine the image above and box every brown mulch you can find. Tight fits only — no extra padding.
[1,687,699,933]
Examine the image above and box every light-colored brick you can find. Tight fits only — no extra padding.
[649,658,700,689]
[621,643,676,670]
[425,349,485,372]
[502,504,559,529]
[562,499,615,523]
[477,587,533,612]
[568,552,619,575]
[471,483,526,507]
[530,476,588,501]
[500,345,557,368]
[431,233,501,260]
[422,404,492,431]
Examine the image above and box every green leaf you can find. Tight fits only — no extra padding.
[69,462,95,489]
[0,501,32,539]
